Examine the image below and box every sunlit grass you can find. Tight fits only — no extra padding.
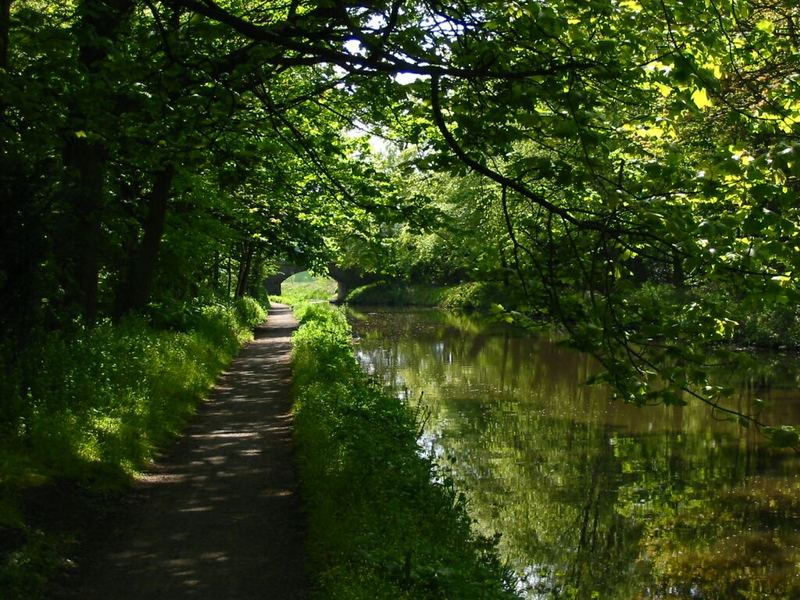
[0,296,267,598]
[272,271,338,305]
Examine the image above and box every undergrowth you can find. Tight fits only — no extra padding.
[291,303,517,599]
[344,281,509,311]
[0,296,267,598]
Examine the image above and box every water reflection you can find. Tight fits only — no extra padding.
[349,308,800,600]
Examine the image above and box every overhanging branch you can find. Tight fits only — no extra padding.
[429,73,589,228]
[164,0,595,80]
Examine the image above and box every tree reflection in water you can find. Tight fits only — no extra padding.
[350,308,800,600]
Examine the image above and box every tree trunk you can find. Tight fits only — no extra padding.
[60,0,134,321]
[113,166,174,318]
[212,250,220,292]
[245,251,265,297]
[0,0,11,69]
[499,244,510,286]
[226,253,233,298]
[235,242,255,299]
[62,137,109,322]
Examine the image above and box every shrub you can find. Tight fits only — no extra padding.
[731,303,800,349]
[438,282,495,309]
[234,296,269,330]
[344,281,412,306]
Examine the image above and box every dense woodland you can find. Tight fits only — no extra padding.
[3,0,800,595]
[3,0,800,446]
[4,1,800,419]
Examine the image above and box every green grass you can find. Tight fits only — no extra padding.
[291,303,517,599]
[0,296,268,598]
[272,272,338,305]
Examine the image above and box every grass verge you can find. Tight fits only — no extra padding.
[291,302,518,599]
[0,296,268,599]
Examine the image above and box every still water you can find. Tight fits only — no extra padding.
[348,308,800,600]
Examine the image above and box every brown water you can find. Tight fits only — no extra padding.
[348,307,800,600]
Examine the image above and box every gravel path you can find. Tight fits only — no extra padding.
[69,303,309,599]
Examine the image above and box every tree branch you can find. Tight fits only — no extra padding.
[429,73,589,228]
[164,0,594,80]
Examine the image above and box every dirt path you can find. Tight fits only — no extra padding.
[67,303,309,599]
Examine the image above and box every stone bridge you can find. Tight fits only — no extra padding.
[264,262,376,302]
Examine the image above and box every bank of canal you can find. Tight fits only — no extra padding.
[348,307,800,600]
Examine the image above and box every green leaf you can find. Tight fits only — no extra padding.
[691,88,712,110]
[756,19,775,34]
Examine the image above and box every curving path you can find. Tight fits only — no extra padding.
[67,304,308,599]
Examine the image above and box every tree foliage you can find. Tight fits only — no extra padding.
[2,0,800,438]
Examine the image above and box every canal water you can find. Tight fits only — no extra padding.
[348,307,800,600]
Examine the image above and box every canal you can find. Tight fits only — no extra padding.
[348,307,800,599]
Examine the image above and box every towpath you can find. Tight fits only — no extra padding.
[66,303,308,599]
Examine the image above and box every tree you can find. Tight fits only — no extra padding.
[3,0,799,439]
[1,0,387,331]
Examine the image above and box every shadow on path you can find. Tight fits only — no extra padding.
[67,304,308,599]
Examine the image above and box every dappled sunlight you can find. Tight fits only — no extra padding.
[67,306,308,600]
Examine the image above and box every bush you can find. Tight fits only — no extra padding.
[234,296,269,330]
[438,282,495,309]
[291,305,516,599]
[731,303,800,349]
[344,281,411,306]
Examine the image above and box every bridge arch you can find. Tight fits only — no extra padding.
[263,264,307,297]
[264,263,376,303]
